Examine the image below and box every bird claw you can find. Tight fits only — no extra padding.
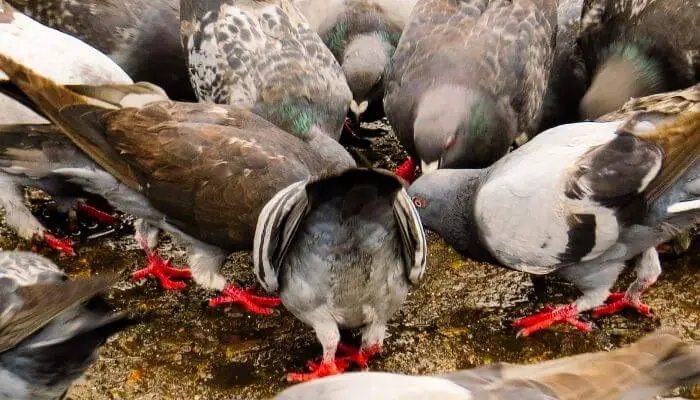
[591,292,653,318]
[336,342,380,369]
[208,285,281,315]
[41,231,76,256]
[77,202,117,225]
[287,359,347,382]
[513,304,592,337]
[394,157,417,183]
[131,252,192,290]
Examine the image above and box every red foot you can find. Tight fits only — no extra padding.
[591,292,652,318]
[131,251,192,290]
[512,304,592,337]
[394,157,417,183]
[42,232,76,256]
[336,343,380,369]
[287,359,347,382]
[343,117,355,135]
[208,285,281,315]
[77,202,117,225]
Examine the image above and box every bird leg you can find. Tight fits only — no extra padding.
[40,231,76,256]
[208,285,281,315]
[287,323,347,382]
[131,227,192,290]
[592,248,659,318]
[394,156,417,183]
[77,201,117,225]
[512,303,592,337]
[340,117,373,148]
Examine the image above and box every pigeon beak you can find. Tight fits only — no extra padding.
[420,159,439,174]
[350,100,368,123]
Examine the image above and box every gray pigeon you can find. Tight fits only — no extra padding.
[0,124,117,256]
[180,0,352,141]
[537,0,587,131]
[0,251,133,400]
[6,0,194,101]
[292,0,416,123]
[385,0,557,182]
[254,168,426,381]
[408,111,700,336]
[577,0,700,120]
[0,5,134,255]
[274,330,700,400]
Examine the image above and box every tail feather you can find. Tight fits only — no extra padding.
[0,55,165,191]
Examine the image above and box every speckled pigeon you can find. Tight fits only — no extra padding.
[274,330,700,399]
[577,0,700,120]
[180,0,352,141]
[408,111,700,336]
[254,168,426,381]
[0,251,133,400]
[0,52,356,313]
[385,0,557,182]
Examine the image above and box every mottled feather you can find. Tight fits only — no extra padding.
[181,0,352,140]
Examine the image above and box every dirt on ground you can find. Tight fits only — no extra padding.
[0,121,698,400]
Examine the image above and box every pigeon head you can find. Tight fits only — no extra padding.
[413,87,514,174]
[407,168,482,255]
[580,42,664,120]
[343,33,394,122]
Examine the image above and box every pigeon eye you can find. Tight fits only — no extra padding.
[412,196,427,209]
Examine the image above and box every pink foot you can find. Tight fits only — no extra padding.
[512,304,592,337]
[287,359,347,382]
[591,292,652,318]
[77,202,117,225]
[336,342,381,369]
[394,157,417,183]
[42,231,76,256]
[208,284,281,315]
[131,251,192,290]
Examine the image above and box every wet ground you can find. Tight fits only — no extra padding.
[0,122,699,400]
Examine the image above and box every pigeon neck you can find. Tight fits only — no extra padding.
[447,171,496,263]
[580,43,664,119]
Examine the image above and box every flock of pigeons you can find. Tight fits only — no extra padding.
[0,0,699,398]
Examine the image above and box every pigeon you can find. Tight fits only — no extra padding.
[254,168,426,381]
[274,329,700,400]
[0,124,119,256]
[408,110,700,336]
[180,0,352,142]
[6,0,194,101]
[0,3,132,255]
[0,52,356,312]
[0,251,134,400]
[577,0,700,120]
[385,0,557,183]
[292,0,416,124]
[537,0,587,131]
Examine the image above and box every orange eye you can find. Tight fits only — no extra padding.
[412,196,426,208]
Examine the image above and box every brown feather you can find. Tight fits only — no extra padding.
[619,111,700,202]
[0,54,145,190]
[492,330,699,399]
